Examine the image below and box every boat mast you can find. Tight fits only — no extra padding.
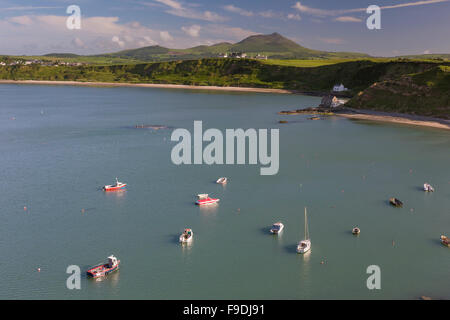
[304,207,309,240]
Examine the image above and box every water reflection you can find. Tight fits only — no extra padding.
[104,189,126,197]
[198,204,219,215]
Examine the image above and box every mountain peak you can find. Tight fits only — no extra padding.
[232,32,309,53]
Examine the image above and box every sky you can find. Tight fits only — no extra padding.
[0,0,449,56]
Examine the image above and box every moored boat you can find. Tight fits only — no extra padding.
[270,222,284,234]
[441,235,449,247]
[297,208,311,254]
[103,178,127,191]
[352,227,361,235]
[216,177,228,184]
[180,228,193,244]
[389,197,403,207]
[86,255,120,278]
[424,183,435,192]
[195,194,219,205]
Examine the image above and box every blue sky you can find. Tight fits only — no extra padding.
[0,0,449,56]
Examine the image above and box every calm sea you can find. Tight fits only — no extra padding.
[0,84,449,299]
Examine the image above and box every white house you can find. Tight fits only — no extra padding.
[332,83,348,92]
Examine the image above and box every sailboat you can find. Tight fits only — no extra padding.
[297,207,311,254]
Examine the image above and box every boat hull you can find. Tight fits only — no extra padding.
[86,261,120,278]
[103,184,126,191]
[196,198,219,205]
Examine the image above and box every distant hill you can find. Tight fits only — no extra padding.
[44,33,370,62]
[44,53,81,58]
[397,53,450,61]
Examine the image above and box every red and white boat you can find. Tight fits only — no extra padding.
[103,178,127,191]
[86,255,120,278]
[195,194,219,206]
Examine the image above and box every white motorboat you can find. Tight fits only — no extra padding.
[424,183,434,192]
[297,208,311,254]
[270,222,284,234]
[179,228,193,244]
[216,177,227,184]
[352,227,361,235]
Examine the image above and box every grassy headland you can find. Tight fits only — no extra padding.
[1,58,449,119]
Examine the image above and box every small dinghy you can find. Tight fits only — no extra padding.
[216,177,228,184]
[86,255,120,278]
[270,222,284,234]
[195,194,219,206]
[103,178,126,191]
[389,197,403,207]
[179,228,193,244]
[441,235,449,247]
[297,208,311,254]
[352,227,361,235]
[424,183,435,192]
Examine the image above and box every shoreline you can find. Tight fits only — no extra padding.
[2,80,449,131]
[335,108,450,131]
[0,79,296,94]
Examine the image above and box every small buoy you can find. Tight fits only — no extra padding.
[24,206,27,211]
[37,268,41,272]
[320,261,325,265]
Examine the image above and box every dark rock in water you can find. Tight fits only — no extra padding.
[135,124,168,130]
[319,95,334,108]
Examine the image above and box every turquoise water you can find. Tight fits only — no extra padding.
[0,84,449,299]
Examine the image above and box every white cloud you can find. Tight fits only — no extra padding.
[8,15,34,25]
[0,15,164,54]
[223,5,253,16]
[181,25,201,37]
[72,37,85,48]
[0,6,62,12]
[152,0,227,22]
[258,10,278,18]
[159,31,173,41]
[112,36,125,48]
[334,16,362,22]
[205,25,258,41]
[287,13,301,21]
[293,0,449,17]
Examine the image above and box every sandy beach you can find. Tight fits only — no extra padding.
[336,109,450,131]
[0,80,294,94]
[2,79,449,131]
